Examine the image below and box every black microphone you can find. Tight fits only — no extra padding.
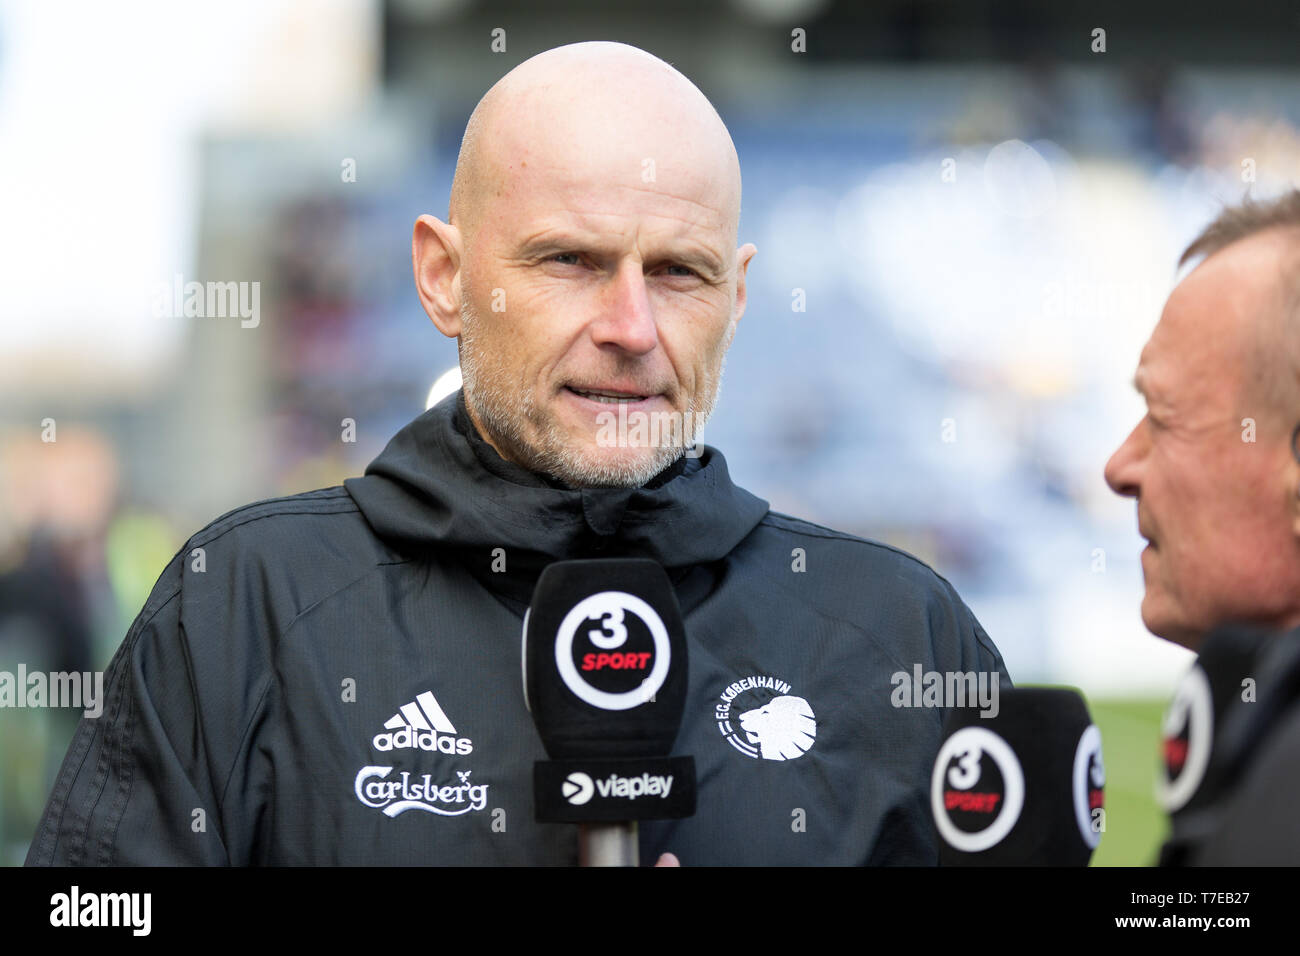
[1158,623,1300,865]
[931,687,1104,865]
[1155,623,1271,864]
[1191,627,1300,864]
[523,558,696,866]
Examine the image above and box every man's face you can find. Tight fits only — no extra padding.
[455,120,753,488]
[1104,235,1300,650]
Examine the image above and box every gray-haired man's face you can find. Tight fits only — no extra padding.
[1105,230,1300,650]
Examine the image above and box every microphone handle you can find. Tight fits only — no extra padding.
[578,822,639,867]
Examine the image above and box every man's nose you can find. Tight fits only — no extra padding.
[589,261,658,355]
[1104,421,1143,498]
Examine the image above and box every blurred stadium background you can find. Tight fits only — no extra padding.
[4,0,1300,866]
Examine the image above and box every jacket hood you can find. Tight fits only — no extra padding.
[344,390,769,577]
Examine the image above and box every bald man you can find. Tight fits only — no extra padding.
[27,42,1008,867]
[422,42,752,489]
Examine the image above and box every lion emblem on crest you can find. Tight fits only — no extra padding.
[738,695,817,761]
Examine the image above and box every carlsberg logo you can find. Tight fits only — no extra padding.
[597,772,673,800]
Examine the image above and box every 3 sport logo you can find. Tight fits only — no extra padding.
[930,726,1025,853]
[1072,724,1106,848]
[714,675,817,761]
[555,590,670,711]
[1157,664,1212,813]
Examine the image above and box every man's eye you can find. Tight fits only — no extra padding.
[548,253,582,266]
[661,264,699,279]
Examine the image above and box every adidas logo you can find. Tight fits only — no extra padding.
[354,691,488,819]
[371,690,473,755]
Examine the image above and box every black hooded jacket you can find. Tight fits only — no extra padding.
[26,391,1008,865]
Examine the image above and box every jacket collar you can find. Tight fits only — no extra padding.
[345,390,769,579]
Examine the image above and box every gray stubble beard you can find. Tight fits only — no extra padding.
[457,297,724,488]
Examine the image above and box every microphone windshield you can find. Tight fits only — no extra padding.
[931,687,1103,865]
[523,558,688,760]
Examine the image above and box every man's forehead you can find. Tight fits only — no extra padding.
[1135,246,1270,403]
[1135,310,1224,404]
[1166,228,1294,326]
[476,141,736,261]
[495,120,733,210]
[522,205,722,239]
[509,175,731,234]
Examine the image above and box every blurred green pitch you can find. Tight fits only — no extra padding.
[1089,698,1168,867]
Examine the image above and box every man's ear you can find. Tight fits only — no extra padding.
[412,215,464,338]
[728,242,758,343]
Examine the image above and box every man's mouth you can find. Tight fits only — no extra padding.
[564,385,655,404]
